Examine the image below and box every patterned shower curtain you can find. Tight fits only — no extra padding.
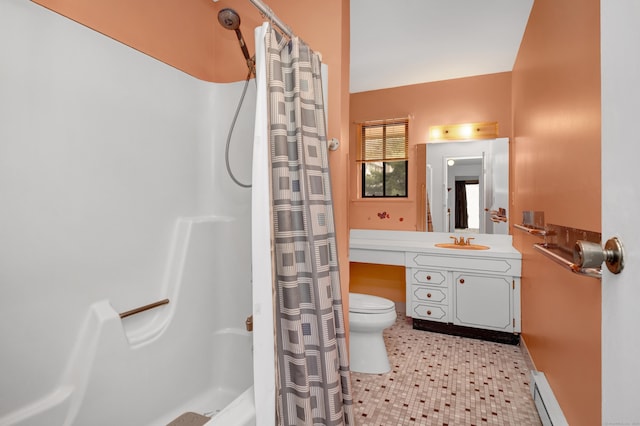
[265,27,355,426]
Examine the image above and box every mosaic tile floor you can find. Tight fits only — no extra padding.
[351,314,541,426]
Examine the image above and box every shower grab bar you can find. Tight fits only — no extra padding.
[119,298,170,319]
[533,243,601,279]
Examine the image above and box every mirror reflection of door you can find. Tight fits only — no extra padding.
[444,157,483,233]
[425,138,509,235]
[455,179,480,230]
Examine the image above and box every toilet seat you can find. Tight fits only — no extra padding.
[349,293,395,314]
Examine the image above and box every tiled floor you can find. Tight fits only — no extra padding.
[351,314,541,426]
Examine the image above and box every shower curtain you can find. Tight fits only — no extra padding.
[259,26,354,426]
[252,23,276,426]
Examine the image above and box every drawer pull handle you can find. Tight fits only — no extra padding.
[459,278,465,284]
[426,275,431,281]
[427,293,432,298]
[427,310,432,315]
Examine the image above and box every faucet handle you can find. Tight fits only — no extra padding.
[449,236,459,245]
[465,237,475,245]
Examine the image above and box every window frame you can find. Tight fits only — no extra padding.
[360,160,408,198]
[358,119,409,199]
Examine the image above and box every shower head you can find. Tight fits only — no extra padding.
[218,8,241,30]
[217,8,254,74]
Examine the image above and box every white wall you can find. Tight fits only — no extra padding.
[0,0,254,417]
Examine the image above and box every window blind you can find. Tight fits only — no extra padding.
[359,119,409,162]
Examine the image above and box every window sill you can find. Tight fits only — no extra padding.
[350,198,414,204]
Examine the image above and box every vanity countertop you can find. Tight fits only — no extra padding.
[350,229,522,266]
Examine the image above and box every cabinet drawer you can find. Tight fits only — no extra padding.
[410,269,446,286]
[412,285,447,304]
[412,304,448,322]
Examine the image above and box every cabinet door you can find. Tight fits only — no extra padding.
[453,273,513,332]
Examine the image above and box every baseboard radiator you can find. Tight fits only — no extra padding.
[530,371,569,426]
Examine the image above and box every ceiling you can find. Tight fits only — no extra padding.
[350,0,534,93]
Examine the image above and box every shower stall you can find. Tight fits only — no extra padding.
[0,0,259,424]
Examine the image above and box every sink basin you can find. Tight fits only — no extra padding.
[434,243,490,250]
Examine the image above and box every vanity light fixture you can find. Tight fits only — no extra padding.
[429,121,498,141]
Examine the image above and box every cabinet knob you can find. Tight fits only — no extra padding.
[427,293,432,298]
[426,310,432,316]
[459,278,465,284]
[426,275,431,281]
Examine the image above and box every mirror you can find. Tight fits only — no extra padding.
[426,138,509,235]
[443,156,484,233]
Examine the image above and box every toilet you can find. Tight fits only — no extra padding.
[348,292,397,374]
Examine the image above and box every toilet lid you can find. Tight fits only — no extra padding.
[349,293,395,314]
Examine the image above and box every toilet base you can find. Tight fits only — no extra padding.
[349,332,391,374]
[349,328,392,374]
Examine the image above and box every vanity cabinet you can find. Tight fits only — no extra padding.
[349,229,522,341]
[406,252,521,334]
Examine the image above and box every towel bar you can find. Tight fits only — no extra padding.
[533,243,601,279]
[514,223,548,237]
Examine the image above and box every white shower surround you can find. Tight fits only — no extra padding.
[0,0,258,424]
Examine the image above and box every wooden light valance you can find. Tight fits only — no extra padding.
[429,122,498,141]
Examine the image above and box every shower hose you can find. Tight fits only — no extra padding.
[225,68,255,188]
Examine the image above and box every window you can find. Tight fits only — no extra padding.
[358,119,409,198]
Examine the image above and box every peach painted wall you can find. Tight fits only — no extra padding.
[349,72,512,232]
[512,0,601,424]
[349,263,405,304]
[31,0,352,324]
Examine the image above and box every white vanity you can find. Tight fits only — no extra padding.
[349,229,522,343]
